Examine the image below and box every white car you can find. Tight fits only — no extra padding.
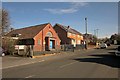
[115,46,120,56]
[100,43,108,49]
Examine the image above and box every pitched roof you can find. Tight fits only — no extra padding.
[55,23,82,35]
[6,23,49,39]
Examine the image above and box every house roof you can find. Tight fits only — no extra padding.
[55,23,82,35]
[6,23,50,39]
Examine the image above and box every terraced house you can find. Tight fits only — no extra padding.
[6,23,61,54]
[53,23,83,47]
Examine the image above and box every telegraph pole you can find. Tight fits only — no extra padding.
[85,17,88,49]
[94,29,96,37]
[85,17,88,34]
[96,29,99,39]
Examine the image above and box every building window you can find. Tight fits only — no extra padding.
[46,32,53,37]
[67,32,71,37]
[38,39,41,45]
[78,35,80,38]
[73,34,75,37]
[77,40,81,44]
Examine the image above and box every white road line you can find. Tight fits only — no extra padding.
[1,60,45,69]
[25,75,35,78]
[60,61,77,68]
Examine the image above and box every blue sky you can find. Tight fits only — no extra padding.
[2,2,118,38]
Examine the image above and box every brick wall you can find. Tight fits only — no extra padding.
[54,25,83,45]
[33,24,61,51]
[54,25,71,44]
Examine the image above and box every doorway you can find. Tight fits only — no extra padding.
[50,40,55,50]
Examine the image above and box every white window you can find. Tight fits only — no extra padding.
[78,35,80,38]
[80,36,83,39]
[77,40,81,44]
[46,32,53,37]
[38,39,41,45]
[67,32,71,36]
[73,34,76,37]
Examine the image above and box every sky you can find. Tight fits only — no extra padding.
[2,2,118,38]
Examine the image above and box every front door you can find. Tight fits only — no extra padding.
[50,40,53,49]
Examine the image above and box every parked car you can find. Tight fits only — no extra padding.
[115,46,120,56]
[100,43,108,49]
[0,47,5,57]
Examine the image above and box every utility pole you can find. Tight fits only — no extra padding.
[85,17,88,49]
[85,17,88,34]
[96,29,99,39]
[94,29,96,37]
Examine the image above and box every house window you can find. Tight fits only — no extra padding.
[46,32,53,37]
[77,40,81,44]
[67,32,71,37]
[78,35,80,38]
[38,39,41,45]
[73,34,75,37]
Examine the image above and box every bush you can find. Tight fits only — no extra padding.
[2,37,16,55]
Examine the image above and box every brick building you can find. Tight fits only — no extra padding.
[53,23,83,47]
[6,23,61,52]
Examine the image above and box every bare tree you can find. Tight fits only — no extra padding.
[0,9,10,47]
[2,9,10,34]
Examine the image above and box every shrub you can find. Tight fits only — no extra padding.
[2,37,16,55]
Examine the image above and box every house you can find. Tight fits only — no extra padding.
[6,23,61,52]
[53,23,83,47]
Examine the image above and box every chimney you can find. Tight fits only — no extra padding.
[10,28,14,31]
[67,26,70,28]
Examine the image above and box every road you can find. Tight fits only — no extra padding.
[2,45,120,79]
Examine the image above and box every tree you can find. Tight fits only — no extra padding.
[83,33,98,45]
[2,37,16,55]
[0,9,10,47]
[110,34,120,44]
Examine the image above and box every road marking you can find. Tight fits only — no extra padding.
[60,61,77,68]
[1,60,45,69]
[25,75,35,78]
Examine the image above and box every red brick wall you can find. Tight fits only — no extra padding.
[33,24,61,51]
[54,25,71,44]
[54,25,83,45]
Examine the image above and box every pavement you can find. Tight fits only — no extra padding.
[2,45,95,69]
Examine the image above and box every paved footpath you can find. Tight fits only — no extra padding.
[2,48,95,69]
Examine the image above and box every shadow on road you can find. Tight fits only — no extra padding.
[74,53,120,68]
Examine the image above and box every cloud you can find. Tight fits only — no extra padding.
[44,8,78,14]
[44,2,88,14]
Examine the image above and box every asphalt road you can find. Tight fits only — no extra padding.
[2,45,120,78]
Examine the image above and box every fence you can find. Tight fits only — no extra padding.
[14,44,86,57]
[61,44,85,52]
[14,45,33,57]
